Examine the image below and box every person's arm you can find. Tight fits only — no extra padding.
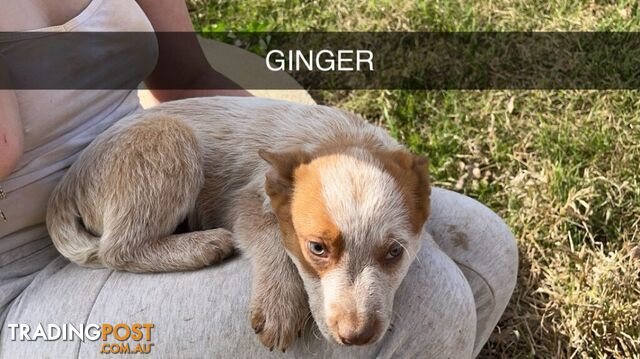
[136,0,251,102]
[0,58,22,181]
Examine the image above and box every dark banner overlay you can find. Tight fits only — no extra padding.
[1,32,640,90]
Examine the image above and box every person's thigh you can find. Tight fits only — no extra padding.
[0,235,476,358]
[426,188,518,357]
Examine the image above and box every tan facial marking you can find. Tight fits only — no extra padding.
[290,160,344,276]
[259,149,317,275]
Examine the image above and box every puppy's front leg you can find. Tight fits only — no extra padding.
[233,202,309,351]
[249,231,309,352]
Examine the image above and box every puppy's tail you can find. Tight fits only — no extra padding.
[46,181,103,268]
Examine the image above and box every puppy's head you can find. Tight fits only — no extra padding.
[259,146,430,346]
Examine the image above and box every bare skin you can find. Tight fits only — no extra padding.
[0,0,92,31]
[0,0,251,181]
[0,60,21,180]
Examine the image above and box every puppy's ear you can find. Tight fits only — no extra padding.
[258,150,312,216]
[408,154,430,193]
[385,150,431,234]
[407,153,431,234]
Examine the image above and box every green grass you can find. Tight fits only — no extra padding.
[187,1,640,357]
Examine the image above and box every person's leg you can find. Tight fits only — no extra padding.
[370,234,477,358]
[0,228,477,358]
[426,188,519,357]
[0,188,514,358]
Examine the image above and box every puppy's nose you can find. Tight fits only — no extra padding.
[337,321,376,345]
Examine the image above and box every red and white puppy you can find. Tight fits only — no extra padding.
[47,96,430,351]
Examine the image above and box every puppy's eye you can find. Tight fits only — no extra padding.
[385,243,403,260]
[308,241,326,256]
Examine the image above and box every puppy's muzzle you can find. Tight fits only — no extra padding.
[329,305,382,346]
[337,318,379,345]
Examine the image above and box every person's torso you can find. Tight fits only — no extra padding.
[0,0,158,262]
[0,0,94,32]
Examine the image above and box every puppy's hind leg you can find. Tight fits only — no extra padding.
[95,115,233,273]
[100,227,234,273]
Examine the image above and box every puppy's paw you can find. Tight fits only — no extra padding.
[197,228,235,265]
[250,286,308,351]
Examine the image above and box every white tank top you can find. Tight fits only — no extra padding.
[0,0,158,286]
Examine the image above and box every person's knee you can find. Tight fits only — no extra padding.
[498,227,518,292]
[473,208,518,302]
[383,241,477,357]
[428,188,518,299]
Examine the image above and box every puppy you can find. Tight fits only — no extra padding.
[46,97,431,351]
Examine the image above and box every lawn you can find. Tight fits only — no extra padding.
[187,1,640,357]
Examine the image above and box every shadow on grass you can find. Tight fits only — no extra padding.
[479,247,571,358]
